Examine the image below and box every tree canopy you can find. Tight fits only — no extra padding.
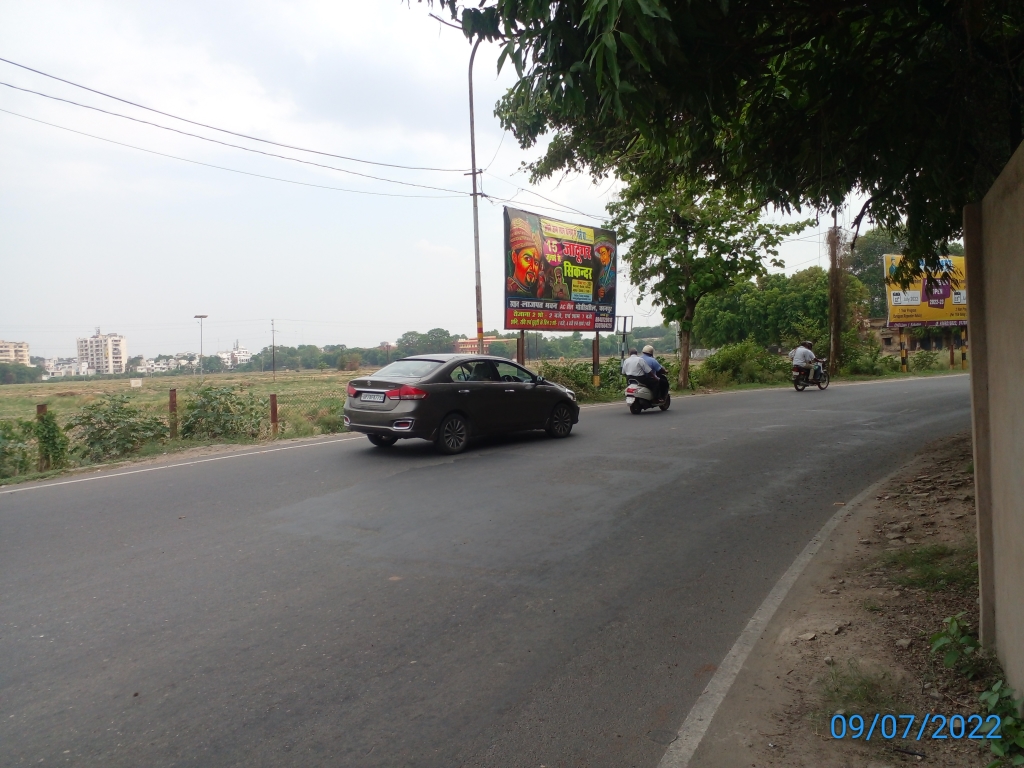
[435,0,1024,277]
[608,175,808,384]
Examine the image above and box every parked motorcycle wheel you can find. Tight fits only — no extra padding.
[793,379,807,391]
[659,392,671,411]
[629,402,643,414]
[817,371,830,390]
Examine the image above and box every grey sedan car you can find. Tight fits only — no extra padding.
[343,354,580,454]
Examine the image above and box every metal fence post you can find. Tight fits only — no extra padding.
[270,394,278,437]
[169,389,178,439]
[36,403,48,472]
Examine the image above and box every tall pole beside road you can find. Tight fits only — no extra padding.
[194,315,207,377]
[468,38,484,354]
[827,212,841,376]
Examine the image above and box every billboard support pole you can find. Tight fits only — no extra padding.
[468,39,485,354]
[517,330,525,365]
[592,332,600,387]
[899,328,908,372]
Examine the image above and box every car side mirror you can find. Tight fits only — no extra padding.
[536,376,545,383]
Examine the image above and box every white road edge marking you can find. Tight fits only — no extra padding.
[657,469,898,767]
[0,436,363,496]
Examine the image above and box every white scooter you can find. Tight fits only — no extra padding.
[625,376,671,415]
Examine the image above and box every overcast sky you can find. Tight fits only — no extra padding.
[0,1,832,359]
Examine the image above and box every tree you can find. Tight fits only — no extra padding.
[693,266,870,365]
[437,0,1023,277]
[608,175,809,387]
[201,355,225,374]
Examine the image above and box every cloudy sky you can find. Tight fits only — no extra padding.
[0,1,832,359]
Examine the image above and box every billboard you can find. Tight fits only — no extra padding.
[503,206,617,331]
[885,254,968,328]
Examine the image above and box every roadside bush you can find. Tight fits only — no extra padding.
[0,420,35,478]
[65,394,169,462]
[315,413,346,434]
[910,349,941,372]
[538,359,594,397]
[843,344,902,376]
[690,341,789,388]
[180,386,271,440]
[34,410,69,470]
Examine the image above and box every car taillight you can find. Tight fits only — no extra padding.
[347,382,357,396]
[386,385,428,400]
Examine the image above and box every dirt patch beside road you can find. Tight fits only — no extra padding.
[689,431,996,767]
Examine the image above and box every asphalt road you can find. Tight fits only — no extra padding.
[0,375,971,767]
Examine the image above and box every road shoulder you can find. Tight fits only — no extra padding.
[685,431,988,768]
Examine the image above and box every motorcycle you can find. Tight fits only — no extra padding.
[792,359,830,391]
[625,375,671,414]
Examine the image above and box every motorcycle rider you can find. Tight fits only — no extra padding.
[621,348,661,397]
[792,341,823,382]
[641,344,670,401]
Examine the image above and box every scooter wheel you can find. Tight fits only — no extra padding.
[659,392,671,411]
[817,372,830,390]
[629,403,643,415]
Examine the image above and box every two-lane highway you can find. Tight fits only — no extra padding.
[0,376,970,766]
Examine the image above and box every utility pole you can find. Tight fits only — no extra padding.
[194,315,208,377]
[468,38,485,354]
[271,319,276,382]
[827,212,841,376]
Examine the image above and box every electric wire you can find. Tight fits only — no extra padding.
[483,170,606,220]
[0,81,473,195]
[0,107,466,199]
[0,55,471,172]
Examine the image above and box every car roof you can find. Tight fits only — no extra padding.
[402,353,515,363]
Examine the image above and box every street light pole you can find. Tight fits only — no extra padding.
[194,315,208,376]
[468,38,484,354]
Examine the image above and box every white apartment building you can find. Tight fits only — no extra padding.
[216,341,252,369]
[77,329,128,375]
[0,340,31,366]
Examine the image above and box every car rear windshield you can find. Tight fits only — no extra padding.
[372,360,443,379]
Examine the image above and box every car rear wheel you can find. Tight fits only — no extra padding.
[436,413,469,454]
[546,403,574,438]
[367,434,397,448]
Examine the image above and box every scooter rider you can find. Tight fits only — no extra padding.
[792,341,824,382]
[641,344,670,401]
[621,348,661,396]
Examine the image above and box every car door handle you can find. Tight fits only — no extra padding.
[458,389,470,394]
[504,389,515,393]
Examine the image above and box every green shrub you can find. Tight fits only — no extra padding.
[979,680,1024,764]
[538,359,594,397]
[0,420,35,478]
[910,349,940,372]
[844,345,902,376]
[180,386,270,440]
[65,394,169,462]
[34,410,69,470]
[691,341,789,387]
[315,414,346,434]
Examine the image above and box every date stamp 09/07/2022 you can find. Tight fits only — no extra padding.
[830,713,1003,742]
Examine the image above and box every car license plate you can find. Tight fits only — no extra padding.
[361,392,385,403]
[626,396,635,404]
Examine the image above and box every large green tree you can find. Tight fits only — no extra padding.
[608,176,808,386]
[434,0,1023,278]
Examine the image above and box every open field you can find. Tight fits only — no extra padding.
[0,370,366,434]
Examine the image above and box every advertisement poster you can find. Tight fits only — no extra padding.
[885,254,968,327]
[503,206,617,331]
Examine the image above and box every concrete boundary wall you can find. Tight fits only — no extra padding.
[968,140,1024,694]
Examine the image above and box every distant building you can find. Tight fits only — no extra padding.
[77,328,128,374]
[0,340,31,366]
[215,341,251,369]
[455,337,504,354]
[45,357,91,377]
